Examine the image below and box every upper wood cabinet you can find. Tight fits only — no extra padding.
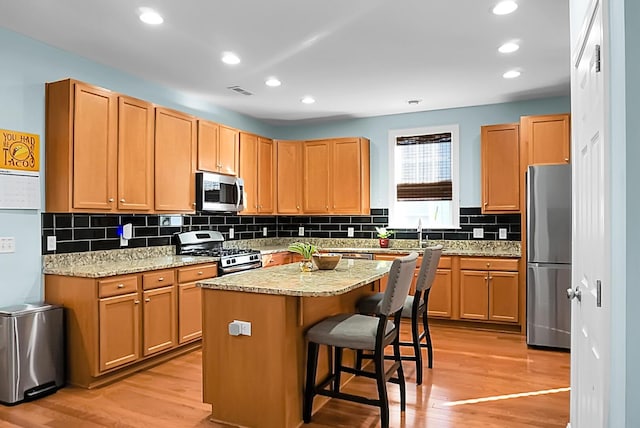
[154,107,197,212]
[46,79,159,213]
[521,113,571,165]
[302,137,370,215]
[118,96,155,211]
[197,121,239,176]
[481,123,520,213]
[239,133,275,214]
[276,140,304,214]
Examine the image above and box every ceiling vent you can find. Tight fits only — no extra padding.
[227,86,253,96]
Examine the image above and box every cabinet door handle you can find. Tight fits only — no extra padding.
[145,298,151,302]
[120,198,126,203]
[484,201,488,206]
[197,271,203,275]
[486,263,490,267]
[158,277,164,281]
[192,202,196,206]
[296,205,300,210]
[108,198,114,202]
[117,283,124,288]
[134,300,140,304]
[564,158,569,162]
[489,276,493,280]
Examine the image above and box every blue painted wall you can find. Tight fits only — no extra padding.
[0,26,569,308]
[274,97,570,207]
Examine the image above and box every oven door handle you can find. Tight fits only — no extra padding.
[220,261,262,275]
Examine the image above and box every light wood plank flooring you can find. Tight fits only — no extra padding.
[0,324,570,427]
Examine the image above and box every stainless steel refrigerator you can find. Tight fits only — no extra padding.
[526,164,571,349]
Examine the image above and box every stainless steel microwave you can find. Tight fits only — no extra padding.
[195,172,244,212]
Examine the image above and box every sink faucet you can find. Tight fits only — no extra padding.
[418,218,423,248]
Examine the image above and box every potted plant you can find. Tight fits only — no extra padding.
[288,242,318,272]
[375,227,394,248]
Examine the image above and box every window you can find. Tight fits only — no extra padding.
[388,125,460,229]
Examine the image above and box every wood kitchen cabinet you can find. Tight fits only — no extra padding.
[44,262,217,388]
[262,251,292,268]
[521,113,571,165]
[46,79,154,213]
[459,257,519,323]
[303,137,370,215]
[276,140,304,214]
[427,257,453,319]
[240,133,275,214]
[177,264,217,343]
[481,123,520,213]
[155,107,197,212]
[197,121,239,176]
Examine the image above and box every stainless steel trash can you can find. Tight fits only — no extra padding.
[0,303,64,405]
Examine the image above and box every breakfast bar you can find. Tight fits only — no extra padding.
[197,259,392,428]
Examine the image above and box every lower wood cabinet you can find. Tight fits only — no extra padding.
[427,257,453,319]
[262,251,292,268]
[99,292,141,372]
[45,262,217,388]
[459,257,519,323]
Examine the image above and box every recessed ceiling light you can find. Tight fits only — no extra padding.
[503,70,521,79]
[138,7,163,25]
[301,96,315,104]
[407,99,422,105]
[222,52,240,65]
[498,42,520,54]
[265,78,281,87]
[492,1,518,15]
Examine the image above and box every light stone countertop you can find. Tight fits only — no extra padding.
[43,246,218,278]
[197,259,392,297]
[241,238,521,258]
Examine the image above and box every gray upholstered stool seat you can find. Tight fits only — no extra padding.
[303,252,418,428]
[357,293,422,319]
[356,245,443,385]
[306,313,395,350]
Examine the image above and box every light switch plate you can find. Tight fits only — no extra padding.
[0,237,15,253]
[499,228,508,240]
[473,228,484,239]
[347,227,355,237]
[47,235,57,251]
[298,226,304,236]
[263,227,268,237]
[229,228,235,239]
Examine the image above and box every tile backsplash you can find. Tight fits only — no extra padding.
[41,207,520,254]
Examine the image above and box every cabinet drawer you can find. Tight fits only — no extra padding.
[438,256,452,269]
[459,257,518,271]
[262,252,291,268]
[98,276,139,298]
[178,264,218,283]
[142,269,175,290]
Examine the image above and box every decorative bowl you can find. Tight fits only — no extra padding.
[312,253,342,270]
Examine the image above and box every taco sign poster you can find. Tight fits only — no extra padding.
[1,129,40,172]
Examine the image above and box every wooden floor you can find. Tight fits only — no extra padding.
[0,324,570,428]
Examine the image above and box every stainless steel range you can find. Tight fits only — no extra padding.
[174,231,262,275]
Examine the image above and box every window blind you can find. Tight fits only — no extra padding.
[396,132,452,201]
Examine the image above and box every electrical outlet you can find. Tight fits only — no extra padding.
[499,228,508,240]
[229,228,235,239]
[0,237,16,253]
[298,226,304,236]
[228,320,252,336]
[347,227,355,237]
[263,227,268,237]
[473,228,484,239]
[47,235,57,251]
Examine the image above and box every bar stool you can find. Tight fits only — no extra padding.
[356,245,442,385]
[303,252,418,428]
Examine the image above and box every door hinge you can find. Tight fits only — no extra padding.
[596,279,602,307]
[595,44,601,73]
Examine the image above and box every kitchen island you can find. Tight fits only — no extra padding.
[197,259,392,428]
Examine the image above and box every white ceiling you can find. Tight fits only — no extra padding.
[0,0,570,124]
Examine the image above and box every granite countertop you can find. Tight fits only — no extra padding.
[238,238,521,258]
[198,259,392,297]
[43,246,218,278]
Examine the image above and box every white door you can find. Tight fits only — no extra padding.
[570,1,610,426]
